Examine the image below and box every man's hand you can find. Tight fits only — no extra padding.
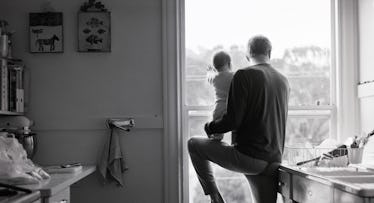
[204,122,213,138]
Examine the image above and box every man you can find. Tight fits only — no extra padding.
[188,35,289,203]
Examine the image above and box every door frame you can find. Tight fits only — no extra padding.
[162,0,185,202]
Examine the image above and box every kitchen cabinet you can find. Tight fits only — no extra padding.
[278,166,374,203]
[292,175,333,203]
[21,166,95,203]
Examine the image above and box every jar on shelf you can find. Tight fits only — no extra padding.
[0,34,8,57]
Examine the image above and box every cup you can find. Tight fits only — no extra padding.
[348,148,364,164]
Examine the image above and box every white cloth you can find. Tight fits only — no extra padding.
[210,71,234,120]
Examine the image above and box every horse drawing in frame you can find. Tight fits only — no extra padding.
[35,34,60,52]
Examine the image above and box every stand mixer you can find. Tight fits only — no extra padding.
[0,116,36,158]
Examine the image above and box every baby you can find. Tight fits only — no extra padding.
[207,51,234,141]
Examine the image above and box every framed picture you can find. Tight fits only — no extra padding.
[29,12,63,53]
[78,12,111,52]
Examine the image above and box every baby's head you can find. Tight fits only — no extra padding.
[213,51,231,72]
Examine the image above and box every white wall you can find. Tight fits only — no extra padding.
[358,0,374,134]
[0,0,165,202]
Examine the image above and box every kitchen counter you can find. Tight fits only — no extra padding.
[279,165,374,203]
[21,166,95,198]
[17,166,95,203]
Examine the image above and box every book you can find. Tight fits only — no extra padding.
[0,59,8,111]
[8,65,17,112]
[15,66,24,112]
[6,64,23,112]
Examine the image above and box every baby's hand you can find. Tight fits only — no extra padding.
[207,65,217,72]
[206,65,216,84]
[207,65,213,72]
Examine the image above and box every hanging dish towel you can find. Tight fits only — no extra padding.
[98,128,128,186]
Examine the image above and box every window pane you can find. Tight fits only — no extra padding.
[279,47,331,106]
[288,76,331,106]
[188,111,211,137]
[191,176,252,203]
[285,116,330,147]
[186,79,215,106]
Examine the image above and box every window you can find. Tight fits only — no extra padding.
[184,0,335,202]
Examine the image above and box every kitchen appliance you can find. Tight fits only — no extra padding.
[0,182,32,202]
[0,34,8,57]
[0,182,40,203]
[0,116,36,158]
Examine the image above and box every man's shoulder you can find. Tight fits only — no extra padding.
[236,66,265,78]
[237,64,288,83]
[240,64,269,72]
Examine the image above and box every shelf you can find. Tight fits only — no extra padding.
[0,56,23,63]
[0,110,23,115]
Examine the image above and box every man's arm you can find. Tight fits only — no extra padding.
[205,70,249,135]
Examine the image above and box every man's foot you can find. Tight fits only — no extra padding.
[210,193,225,203]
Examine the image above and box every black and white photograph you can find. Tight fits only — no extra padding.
[1,0,374,203]
[29,12,63,53]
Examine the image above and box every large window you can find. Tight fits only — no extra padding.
[184,0,335,202]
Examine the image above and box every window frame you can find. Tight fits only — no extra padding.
[161,0,360,202]
[183,0,338,142]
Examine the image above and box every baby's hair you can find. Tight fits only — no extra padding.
[213,51,231,71]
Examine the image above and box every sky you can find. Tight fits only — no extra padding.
[185,0,331,58]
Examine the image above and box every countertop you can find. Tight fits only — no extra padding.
[20,166,96,198]
[280,165,374,197]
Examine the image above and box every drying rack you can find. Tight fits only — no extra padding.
[282,147,350,167]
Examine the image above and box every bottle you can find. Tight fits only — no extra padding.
[0,34,8,57]
[7,34,12,58]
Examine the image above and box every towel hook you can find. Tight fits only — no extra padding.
[106,118,135,132]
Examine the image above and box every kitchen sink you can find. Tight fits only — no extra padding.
[280,165,374,199]
[298,167,374,193]
[299,167,374,177]
[334,176,374,184]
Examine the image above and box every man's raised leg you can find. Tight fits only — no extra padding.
[187,136,268,202]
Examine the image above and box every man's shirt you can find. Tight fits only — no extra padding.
[206,64,289,163]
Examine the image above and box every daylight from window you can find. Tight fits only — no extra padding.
[185,0,332,202]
